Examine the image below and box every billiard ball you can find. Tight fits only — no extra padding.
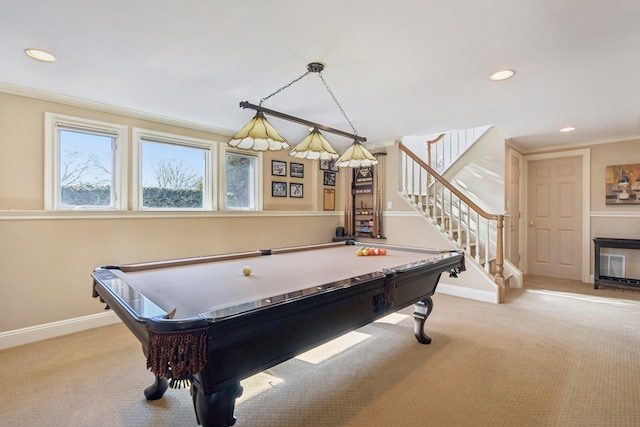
[242,265,252,276]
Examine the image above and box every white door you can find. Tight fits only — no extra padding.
[527,156,582,280]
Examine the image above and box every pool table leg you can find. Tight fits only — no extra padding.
[143,375,169,400]
[191,381,243,427]
[413,297,434,344]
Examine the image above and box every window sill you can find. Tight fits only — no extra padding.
[0,210,342,221]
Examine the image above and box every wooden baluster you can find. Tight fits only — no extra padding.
[494,215,505,303]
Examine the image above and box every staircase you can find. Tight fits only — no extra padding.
[398,141,507,303]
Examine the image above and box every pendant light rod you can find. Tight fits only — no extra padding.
[239,101,367,143]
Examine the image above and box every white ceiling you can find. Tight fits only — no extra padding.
[2,0,639,153]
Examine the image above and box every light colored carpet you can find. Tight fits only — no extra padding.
[1,276,639,426]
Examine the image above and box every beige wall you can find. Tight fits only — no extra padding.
[383,136,640,283]
[0,214,340,332]
[375,145,499,300]
[588,139,640,276]
[0,92,226,210]
[2,89,638,337]
[589,139,640,214]
[516,138,640,278]
[261,150,346,212]
[444,126,507,214]
[0,91,343,333]
[0,91,346,212]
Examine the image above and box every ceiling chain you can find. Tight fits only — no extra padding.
[259,71,310,106]
[257,63,359,137]
[317,71,358,137]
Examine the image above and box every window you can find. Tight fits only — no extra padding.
[45,113,127,210]
[132,128,216,210]
[45,117,263,213]
[221,146,262,210]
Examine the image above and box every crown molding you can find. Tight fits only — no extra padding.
[0,82,235,137]
[520,135,639,154]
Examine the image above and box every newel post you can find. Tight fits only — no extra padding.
[495,215,505,303]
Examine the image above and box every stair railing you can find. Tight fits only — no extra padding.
[426,126,491,174]
[399,142,506,302]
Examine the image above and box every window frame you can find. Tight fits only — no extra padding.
[131,127,217,211]
[219,144,263,211]
[44,113,128,211]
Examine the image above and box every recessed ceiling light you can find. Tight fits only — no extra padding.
[490,69,515,81]
[24,48,56,62]
[560,127,576,132]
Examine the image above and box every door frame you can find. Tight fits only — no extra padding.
[505,148,523,267]
[523,149,591,283]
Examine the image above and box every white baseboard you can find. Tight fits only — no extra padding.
[436,283,499,304]
[0,311,119,351]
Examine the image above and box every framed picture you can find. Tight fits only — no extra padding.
[320,159,339,171]
[355,166,373,182]
[290,162,304,178]
[272,181,287,197]
[605,163,640,205]
[323,188,335,210]
[272,160,287,176]
[323,171,336,186]
[290,182,304,198]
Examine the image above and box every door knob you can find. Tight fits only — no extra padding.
[529,221,535,227]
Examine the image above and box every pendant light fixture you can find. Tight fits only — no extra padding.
[227,111,289,151]
[334,140,378,168]
[228,62,377,167]
[289,128,338,160]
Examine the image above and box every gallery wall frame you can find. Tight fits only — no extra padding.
[272,181,287,197]
[290,162,304,178]
[272,160,287,176]
[323,171,336,186]
[290,183,303,198]
[323,188,335,210]
[319,159,339,172]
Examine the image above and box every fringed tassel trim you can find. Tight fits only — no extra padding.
[146,325,208,382]
[168,377,192,389]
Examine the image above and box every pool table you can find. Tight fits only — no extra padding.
[92,241,464,426]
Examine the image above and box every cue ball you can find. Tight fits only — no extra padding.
[242,265,252,276]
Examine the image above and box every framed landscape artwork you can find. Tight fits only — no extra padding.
[605,163,640,205]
